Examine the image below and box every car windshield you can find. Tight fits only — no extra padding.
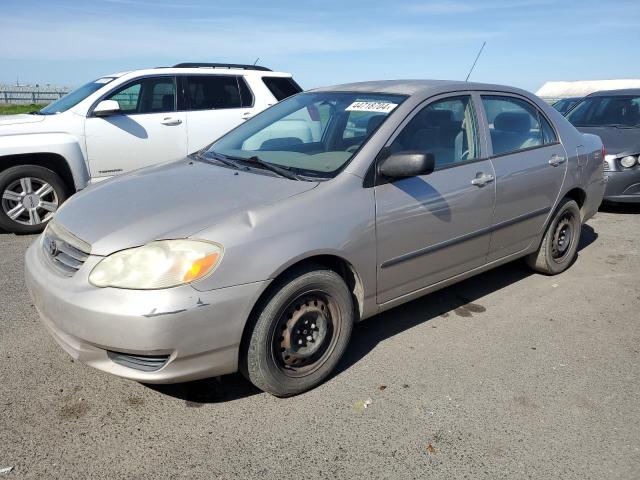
[38,77,117,115]
[566,95,640,127]
[553,98,578,114]
[206,91,407,178]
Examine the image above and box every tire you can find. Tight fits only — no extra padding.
[0,165,68,234]
[526,198,581,275]
[241,265,354,397]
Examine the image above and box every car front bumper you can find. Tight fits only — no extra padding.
[24,240,269,384]
[604,169,640,203]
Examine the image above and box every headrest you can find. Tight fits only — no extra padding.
[366,115,386,135]
[424,109,453,125]
[494,112,531,134]
[161,94,174,110]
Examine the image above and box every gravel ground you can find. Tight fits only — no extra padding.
[1,205,639,479]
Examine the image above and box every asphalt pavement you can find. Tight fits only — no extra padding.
[1,204,639,479]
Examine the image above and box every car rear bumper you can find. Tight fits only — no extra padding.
[25,240,269,384]
[604,170,640,203]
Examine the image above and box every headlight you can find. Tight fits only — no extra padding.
[89,240,223,289]
[620,155,637,168]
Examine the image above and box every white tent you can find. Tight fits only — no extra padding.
[536,79,640,101]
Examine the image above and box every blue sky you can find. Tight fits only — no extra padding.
[0,0,638,93]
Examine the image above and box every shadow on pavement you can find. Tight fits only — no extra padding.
[145,373,261,405]
[333,223,598,379]
[599,202,640,214]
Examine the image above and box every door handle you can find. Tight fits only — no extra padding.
[241,112,253,120]
[161,117,182,126]
[471,173,494,187]
[548,154,566,167]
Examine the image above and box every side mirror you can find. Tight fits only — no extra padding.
[378,151,435,179]
[93,99,121,117]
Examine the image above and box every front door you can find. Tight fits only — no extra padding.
[479,94,568,262]
[375,94,495,304]
[85,75,187,178]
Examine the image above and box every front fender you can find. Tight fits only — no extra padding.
[0,133,89,190]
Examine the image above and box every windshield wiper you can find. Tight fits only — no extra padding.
[198,151,242,170]
[218,153,302,181]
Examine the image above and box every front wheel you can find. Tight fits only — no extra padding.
[526,198,581,275]
[0,165,68,234]
[241,265,354,397]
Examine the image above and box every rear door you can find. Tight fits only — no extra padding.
[375,93,495,303]
[181,74,259,153]
[479,94,567,262]
[85,75,187,177]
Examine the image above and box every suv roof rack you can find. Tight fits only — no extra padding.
[172,62,272,72]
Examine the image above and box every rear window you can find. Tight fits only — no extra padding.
[261,77,302,101]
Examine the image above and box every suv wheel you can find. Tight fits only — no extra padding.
[241,265,354,397]
[0,165,68,234]
[526,198,581,275]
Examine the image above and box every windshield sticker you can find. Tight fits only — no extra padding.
[346,101,398,113]
[95,77,114,84]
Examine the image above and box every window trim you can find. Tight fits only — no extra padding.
[88,74,178,117]
[181,73,255,111]
[478,91,561,158]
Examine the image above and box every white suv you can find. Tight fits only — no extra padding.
[0,63,302,233]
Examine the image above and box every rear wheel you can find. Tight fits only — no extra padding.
[241,265,354,397]
[526,198,581,275]
[0,165,68,234]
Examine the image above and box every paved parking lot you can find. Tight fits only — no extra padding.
[1,205,639,479]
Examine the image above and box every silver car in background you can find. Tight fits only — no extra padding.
[25,80,605,397]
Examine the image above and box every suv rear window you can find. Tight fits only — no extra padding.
[184,75,253,110]
[261,77,302,101]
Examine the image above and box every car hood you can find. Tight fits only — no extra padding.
[55,158,318,255]
[0,113,46,126]
[577,126,640,156]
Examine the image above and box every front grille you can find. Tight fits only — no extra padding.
[107,351,170,372]
[42,221,91,276]
[603,160,610,171]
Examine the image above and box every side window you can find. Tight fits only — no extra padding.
[482,95,546,156]
[261,77,302,101]
[185,75,242,110]
[106,77,176,114]
[389,95,480,168]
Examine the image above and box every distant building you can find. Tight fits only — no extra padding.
[536,79,640,103]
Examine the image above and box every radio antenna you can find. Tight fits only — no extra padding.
[253,57,260,66]
[465,41,486,82]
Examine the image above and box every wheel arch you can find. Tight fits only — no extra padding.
[563,187,587,220]
[0,152,75,193]
[238,254,365,369]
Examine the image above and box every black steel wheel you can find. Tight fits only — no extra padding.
[241,265,354,397]
[526,198,581,275]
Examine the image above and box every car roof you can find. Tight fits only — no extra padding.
[103,67,292,78]
[310,79,532,98]
[587,88,640,97]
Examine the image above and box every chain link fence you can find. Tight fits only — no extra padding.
[0,85,70,105]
